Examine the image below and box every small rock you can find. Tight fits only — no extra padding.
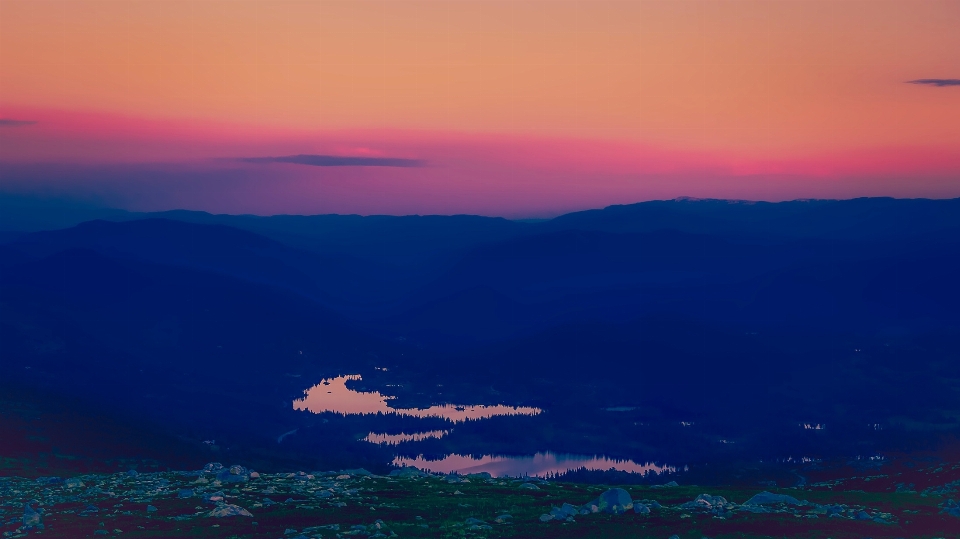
[743,491,801,506]
[64,477,85,489]
[177,489,194,498]
[202,491,225,504]
[216,465,249,484]
[388,467,424,478]
[518,483,540,491]
[35,476,62,485]
[823,504,844,516]
[941,498,960,518]
[22,504,41,528]
[207,504,253,518]
[146,505,157,513]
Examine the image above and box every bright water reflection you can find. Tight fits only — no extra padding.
[394,452,676,478]
[364,431,449,445]
[293,375,541,422]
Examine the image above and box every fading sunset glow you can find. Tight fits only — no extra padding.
[1,0,959,215]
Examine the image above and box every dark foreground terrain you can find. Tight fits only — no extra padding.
[4,384,960,539]
[3,454,960,539]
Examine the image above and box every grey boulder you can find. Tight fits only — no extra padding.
[548,503,579,521]
[585,488,633,514]
[743,491,801,506]
[681,493,728,510]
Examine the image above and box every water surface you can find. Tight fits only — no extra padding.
[394,452,676,477]
[364,431,449,445]
[293,375,541,421]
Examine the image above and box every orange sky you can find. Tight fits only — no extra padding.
[1,0,959,216]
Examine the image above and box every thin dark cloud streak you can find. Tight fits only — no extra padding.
[0,118,38,126]
[906,79,960,87]
[239,154,426,167]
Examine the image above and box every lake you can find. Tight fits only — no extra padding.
[293,374,541,421]
[293,374,682,477]
[394,452,677,477]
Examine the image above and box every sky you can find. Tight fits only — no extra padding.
[1,0,959,217]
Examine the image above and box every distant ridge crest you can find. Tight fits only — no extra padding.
[671,196,757,205]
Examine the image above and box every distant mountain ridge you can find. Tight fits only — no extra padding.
[6,194,960,245]
[5,196,960,339]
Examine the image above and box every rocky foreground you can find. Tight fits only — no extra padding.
[2,461,960,538]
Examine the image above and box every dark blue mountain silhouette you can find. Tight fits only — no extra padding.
[4,196,960,467]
